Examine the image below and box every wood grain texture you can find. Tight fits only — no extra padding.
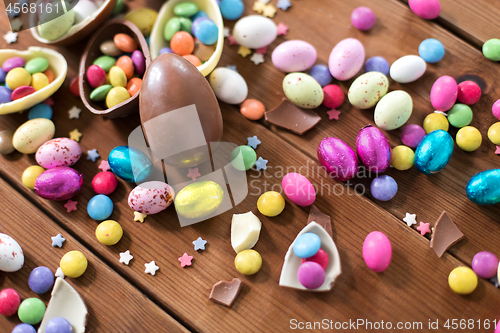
[0,0,499,332]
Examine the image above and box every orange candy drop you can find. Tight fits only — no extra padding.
[240,99,265,120]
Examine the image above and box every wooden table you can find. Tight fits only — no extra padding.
[1,0,500,332]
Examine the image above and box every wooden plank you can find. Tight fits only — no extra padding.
[0,178,188,332]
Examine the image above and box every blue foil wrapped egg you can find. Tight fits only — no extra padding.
[414,130,453,175]
[108,146,153,183]
[466,169,500,205]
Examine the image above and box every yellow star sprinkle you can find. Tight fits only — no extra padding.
[252,0,266,13]
[263,4,277,18]
[238,46,251,57]
[69,129,82,142]
[134,211,147,223]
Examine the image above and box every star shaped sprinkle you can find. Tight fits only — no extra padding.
[178,253,193,267]
[255,157,268,171]
[10,18,22,32]
[226,65,238,72]
[187,167,201,180]
[193,237,207,251]
[55,267,65,279]
[228,35,239,46]
[263,4,277,18]
[490,276,499,288]
[134,211,147,223]
[69,129,82,142]
[417,222,431,236]
[223,27,230,38]
[403,213,417,227]
[276,22,289,36]
[255,46,267,55]
[119,250,134,265]
[277,0,291,11]
[247,136,261,149]
[87,149,100,162]
[144,261,159,275]
[98,160,110,171]
[68,106,81,119]
[238,46,251,57]
[327,109,341,120]
[43,97,54,106]
[51,234,65,248]
[495,146,500,155]
[64,199,78,212]
[250,53,265,65]
[252,0,266,13]
[4,31,18,44]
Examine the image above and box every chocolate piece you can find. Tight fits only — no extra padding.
[209,278,242,307]
[79,20,151,118]
[265,98,321,135]
[307,204,332,238]
[430,211,464,257]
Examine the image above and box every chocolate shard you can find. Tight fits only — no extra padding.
[307,204,332,238]
[430,211,464,257]
[265,98,321,135]
[209,278,242,307]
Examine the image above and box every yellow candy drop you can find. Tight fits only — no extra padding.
[60,251,88,278]
[124,8,158,36]
[235,249,262,275]
[6,67,32,90]
[257,191,285,217]
[31,73,49,91]
[109,66,127,88]
[487,122,500,145]
[456,126,482,152]
[106,87,130,108]
[448,266,478,295]
[95,220,123,245]
[22,165,45,189]
[391,145,414,171]
[423,113,449,134]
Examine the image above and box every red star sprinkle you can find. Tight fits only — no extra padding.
[64,199,78,213]
[228,35,239,46]
[98,160,110,172]
[255,46,267,54]
[276,22,289,36]
[327,109,341,120]
[43,97,54,106]
[187,167,201,180]
[496,146,500,155]
[417,222,431,236]
[178,253,193,267]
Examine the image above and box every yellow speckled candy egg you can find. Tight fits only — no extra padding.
[22,165,45,189]
[31,73,49,91]
[487,122,500,144]
[423,112,449,134]
[124,8,158,36]
[391,145,414,171]
[106,87,130,108]
[174,180,225,219]
[348,72,389,109]
[96,220,123,246]
[448,266,477,294]
[235,249,262,275]
[374,90,412,130]
[12,118,55,154]
[109,66,128,87]
[6,67,32,90]
[456,126,482,152]
[283,73,324,109]
[257,191,285,217]
[60,251,87,278]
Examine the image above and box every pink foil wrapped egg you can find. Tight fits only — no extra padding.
[128,181,175,215]
[282,172,316,206]
[34,167,83,200]
[36,138,82,169]
[356,125,391,173]
[430,76,457,111]
[317,137,358,181]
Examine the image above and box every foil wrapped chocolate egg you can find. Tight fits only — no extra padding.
[174,180,224,219]
[108,146,153,183]
[466,169,500,205]
[356,125,391,173]
[35,167,83,200]
[317,137,358,181]
[414,130,453,175]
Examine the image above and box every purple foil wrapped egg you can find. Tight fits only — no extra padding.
[317,137,358,181]
[34,167,83,201]
[356,125,391,173]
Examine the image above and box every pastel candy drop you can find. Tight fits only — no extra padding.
[302,248,329,270]
[86,65,106,88]
[282,172,316,206]
[408,0,441,19]
[25,57,49,74]
[430,75,457,111]
[471,252,498,279]
[2,56,26,72]
[363,231,392,272]
[297,261,325,289]
[293,233,321,258]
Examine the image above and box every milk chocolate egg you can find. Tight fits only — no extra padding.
[139,54,223,168]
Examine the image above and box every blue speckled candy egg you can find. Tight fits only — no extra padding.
[108,146,153,183]
[466,169,500,205]
[414,130,453,175]
[293,233,321,258]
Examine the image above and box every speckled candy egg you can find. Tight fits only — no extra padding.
[12,118,55,154]
[430,76,457,111]
[232,15,277,49]
[466,169,500,205]
[0,233,24,272]
[356,125,391,173]
[328,38,365,81]
[209,67,248,105]
[374,90,413,130]
[389,55,426,83]
[35,138,82,169]
[414,130,453,175]
[128,181,175,215]
[34,167,83,201]
[363,231,392,272]
[317,137,358,181]
[283,73,324,109]
[348,72,388,109]
[108,146,154,183]
[271,40,317,73]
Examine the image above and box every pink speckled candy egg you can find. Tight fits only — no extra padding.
[401,124,426,148]
[297,261,325,289]
[282,172,316,206]
[35,167,83,201]
[351,7,376,31]
[492,99,500,120]
[363,231,392,272]
[318,137,358,181]
[128,181,175,215]
[430,76,457,111]
[328,38,365,81]
[36,138,82,169]
[408,0,441,20]
[356,125,391,173]
[271,40,317,73]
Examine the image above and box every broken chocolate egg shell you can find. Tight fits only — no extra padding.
[30,0,117,46]
[149,0,224,76]
[139,53,223,168]
[79,19,151,118]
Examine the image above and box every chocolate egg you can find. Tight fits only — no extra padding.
[466,169,500,205]
[108,146,153,183]
[356,125,391,173]
[414,130,453,175]
[139,53,223,168]
[35,167,83,200]
[317,137,358,181]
